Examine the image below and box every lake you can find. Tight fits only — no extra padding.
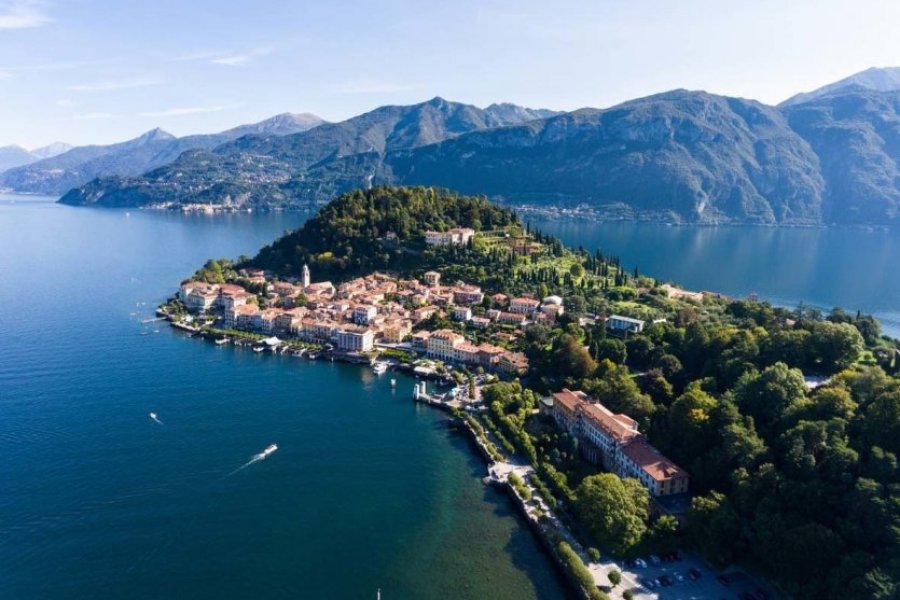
[0,195,568,600]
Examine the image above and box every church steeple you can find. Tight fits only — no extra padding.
[302,264,310,289]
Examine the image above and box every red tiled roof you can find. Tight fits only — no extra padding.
[621,440,687,482]
[579,402,640,444]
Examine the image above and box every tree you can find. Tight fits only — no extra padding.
[623,591,635,600]
[551,334,597,380]
[686,491,742,567]
[668,386,717,459]
[808,321,864,372]
[625,336,654,368]
[854,315,881,346]
[733,362,807,433]
[585,361,656,425]
[594,338,627,364]
[608,570,621,587]
[861,389,900,454]
[575,473,649,555]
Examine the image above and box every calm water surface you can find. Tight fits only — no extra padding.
[529,217,900,338]
[0,195,568,599]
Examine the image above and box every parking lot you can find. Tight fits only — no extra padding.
[590,551,775,600]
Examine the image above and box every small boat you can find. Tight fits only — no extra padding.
[215,338,229,345]
[372,362,389,375]
[253,346,265,353]
[262,443,278,457]
[390,378,397,388]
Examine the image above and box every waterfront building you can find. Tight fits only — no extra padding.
[411,330,431,350]
[335,326,374,352]
[381,320,412,344]
[548,389,689,498]
[251,309,280,333]
[607,314,645,333]
[224,304,259,329]
[426,329,464,361]
[186,288,219,312]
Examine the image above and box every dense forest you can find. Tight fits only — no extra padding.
[249,186,518,278]
[240,186,898,598]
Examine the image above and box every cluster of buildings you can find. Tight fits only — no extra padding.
[424,227,475,246]
[546,389,689,499]
[178,264,551,375]
[411,329,529,375]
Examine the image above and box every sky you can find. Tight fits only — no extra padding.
[1,0,898,148]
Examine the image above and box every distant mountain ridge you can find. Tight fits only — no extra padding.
[0,141,72,173]
[52,68,900,226]
[60,98,552,209]
[0,113,325,195]
[781,66,900,107]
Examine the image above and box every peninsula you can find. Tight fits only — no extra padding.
[164,186,900,600]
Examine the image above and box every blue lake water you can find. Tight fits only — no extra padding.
[0,195,567,600]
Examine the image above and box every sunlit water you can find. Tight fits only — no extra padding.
[0,195,567,599]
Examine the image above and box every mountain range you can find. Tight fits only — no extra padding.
[14,67,900,226]
[0,142,72,173]
[0,113,324,195]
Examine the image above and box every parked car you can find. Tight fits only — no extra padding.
[635,558,648,569]
[675,573,686,583]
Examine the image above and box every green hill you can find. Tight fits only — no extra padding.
[250,186,518,279]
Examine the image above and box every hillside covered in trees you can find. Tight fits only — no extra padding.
[239,186,898,598]
[249,186,518,279]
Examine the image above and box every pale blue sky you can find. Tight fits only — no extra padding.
[1,0,898,148]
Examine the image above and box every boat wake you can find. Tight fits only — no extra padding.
[224,444,278,478]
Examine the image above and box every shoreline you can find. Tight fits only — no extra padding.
[165,310,596,599]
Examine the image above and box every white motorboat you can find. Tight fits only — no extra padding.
[372,362,389,375]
